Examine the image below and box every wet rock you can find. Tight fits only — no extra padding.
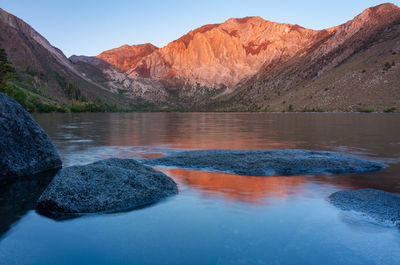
[0,93,62,180]
[36,158,178,219]
[329,189,400,226]
[144,149,385,176]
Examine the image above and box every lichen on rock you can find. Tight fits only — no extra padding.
[144,149,385,176]
[329,189,400,226]
[36,158,178,219]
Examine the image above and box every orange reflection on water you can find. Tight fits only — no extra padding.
[158,167,400,206]
[133,152,164,159]
[159,168,308,205]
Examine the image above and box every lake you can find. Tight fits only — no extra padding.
[1,113,400,265]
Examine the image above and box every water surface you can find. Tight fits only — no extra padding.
[1,113,400,265]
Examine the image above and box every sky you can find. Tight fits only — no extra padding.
[0,0,397,57]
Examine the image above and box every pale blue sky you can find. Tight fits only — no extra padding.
[0,0,396,57]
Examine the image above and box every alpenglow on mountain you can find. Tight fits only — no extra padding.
[1,3,399,111]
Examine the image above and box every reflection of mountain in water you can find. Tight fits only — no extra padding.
[160,166,400,205]
[0,172,56,238]
[161,168,307,205]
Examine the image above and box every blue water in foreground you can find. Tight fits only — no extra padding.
[1,113,400,265]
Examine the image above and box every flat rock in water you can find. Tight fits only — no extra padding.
[144,149,385,176]
[0,93,62,180]
[36,158,178,219]
[329,189,400,226]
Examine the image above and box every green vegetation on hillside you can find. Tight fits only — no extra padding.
[357,108,374,113]
[0,83,67,112]
[53,71,86,102]
[0,48,67,112]
[0,48,152,113]
[0,48,16,85]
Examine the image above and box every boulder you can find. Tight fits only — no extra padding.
[329,189,400,226]
[144,149,385,176]
[0,93,62,180]
[36,158,178,219]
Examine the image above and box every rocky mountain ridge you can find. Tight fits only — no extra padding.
[96,43,158,72]
[0,7,133,110]
[1,3,399,111]
[216,2,400,111]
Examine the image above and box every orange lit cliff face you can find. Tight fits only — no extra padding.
[92,3,400,106]
[96,43,158,72]
[98,17,322,88]
[132,17,321,88]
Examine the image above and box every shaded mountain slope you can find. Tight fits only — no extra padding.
[0,8,131,109]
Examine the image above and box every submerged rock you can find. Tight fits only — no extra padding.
[36,158,178,219]
[329,189,400,226]
[144,149,385,176]
[0,93,62,180]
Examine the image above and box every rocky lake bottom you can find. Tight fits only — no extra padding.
[1,112,400,265]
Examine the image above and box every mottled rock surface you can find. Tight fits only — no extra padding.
[329,189,400,226]
[0,93,62,180]
[144,149,385,176]
[36,158,178,219]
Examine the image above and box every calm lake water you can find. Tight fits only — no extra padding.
[1,113,400,265]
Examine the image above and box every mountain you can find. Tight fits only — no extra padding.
[214,3,400,111]
[85,2,399,111]
[0,8,133,110]
[70,55,170,107]
[71,17,327,108]
[1,3,399,112]
[96,43,158,72]
[131,18,322,89]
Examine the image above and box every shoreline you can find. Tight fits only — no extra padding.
[30,110,400,114]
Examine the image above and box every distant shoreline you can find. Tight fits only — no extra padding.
[31,110,400,114]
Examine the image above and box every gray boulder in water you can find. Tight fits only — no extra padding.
[36,158,178,219]
[329,189,400,226]
[0,93,62,180]
[144,149,385,176]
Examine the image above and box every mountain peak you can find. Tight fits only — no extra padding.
[130,13,322,88]
[0,8,12,21]
[0,7,80,77]
[370,2,399,12]
[96,43,158,71]
[0,8,25,31]
[357,2,400,21]
[225,16,265,24]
